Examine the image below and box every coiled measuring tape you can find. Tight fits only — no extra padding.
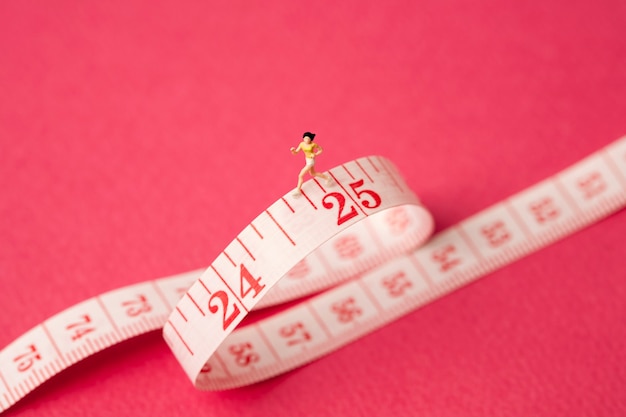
[1,137,626,412]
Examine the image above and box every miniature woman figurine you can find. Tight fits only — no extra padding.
[290,132,331,195]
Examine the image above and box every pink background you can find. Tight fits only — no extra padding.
[1,1,625,415]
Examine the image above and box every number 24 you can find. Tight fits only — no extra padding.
[208,264,265,330]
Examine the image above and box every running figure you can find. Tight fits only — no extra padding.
[290,132,332,195]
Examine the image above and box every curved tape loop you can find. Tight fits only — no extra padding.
[2,139,626,413]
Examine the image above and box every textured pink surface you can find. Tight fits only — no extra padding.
[1,1,625,416]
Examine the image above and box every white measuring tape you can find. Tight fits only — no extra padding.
[1,137,626,412]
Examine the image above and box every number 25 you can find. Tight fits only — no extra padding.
[322,179,382,225]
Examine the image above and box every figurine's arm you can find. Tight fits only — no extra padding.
[314,144,323,156]
[290,143,302,154]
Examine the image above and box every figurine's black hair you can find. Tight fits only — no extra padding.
[302,132,316,140]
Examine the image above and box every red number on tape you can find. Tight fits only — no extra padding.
[240,264,265,299]
[66,314,95,341]
[333,235,363,259]
[481,221,511,247]
[432,244,461,272]
[228,342,259,367]
[349,179,382,209]
[122,294,153,317]
[530,197,560,223]
[208,291,241,330]
[385,207,410,234]
[13,344,41,372]
[286,259,310,279]
[577,171,607,199]
[322,192,358,225]
[279,322,312,346]
[382,271,413,297]
[331,297,362,323]
[322,179,383,225]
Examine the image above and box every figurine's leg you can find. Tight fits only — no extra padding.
[310,167,332,185]
[293,166,309,195]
